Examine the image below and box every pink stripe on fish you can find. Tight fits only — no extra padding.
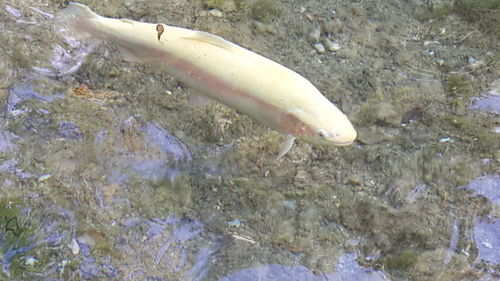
[146,45,312,137]
[74,18,312,138]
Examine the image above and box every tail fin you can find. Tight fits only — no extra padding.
[53,2,101,40]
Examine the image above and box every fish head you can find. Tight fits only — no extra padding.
[307,114,357,146]
[284,103,357,147]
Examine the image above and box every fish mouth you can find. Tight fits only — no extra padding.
[303,135,356,146]
[333,140,355,146]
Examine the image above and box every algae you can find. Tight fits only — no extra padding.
[204,0,237,12]
[1,0,499,279]
[454,0,500,35]
[383,249,418,270]
[249,0,280,23]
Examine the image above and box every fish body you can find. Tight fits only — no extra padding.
[56,2,356,159]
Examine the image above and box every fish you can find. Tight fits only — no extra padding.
[54,2,357,160]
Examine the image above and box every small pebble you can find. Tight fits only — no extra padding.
[25,256,38,266]
[323,39,341,51]
[423,40,440,46]
[209,9,223,18]
[347,177,363,185]
[294,170,311,187]
[482,241,493,249]
[252,22,277,35]
[468,56,485,70]
[70,237,80,255]
[313,42,326,54]
[282,200,296,211]
[58,260,70,273]
[439,137,453,143]
[346,238,360,247]
[38,174,52,182]
[228,219,241,227]
[468,56,479,65]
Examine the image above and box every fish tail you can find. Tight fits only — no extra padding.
[54,2,101,39]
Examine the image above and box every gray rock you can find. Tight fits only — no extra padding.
[308,28,321,43]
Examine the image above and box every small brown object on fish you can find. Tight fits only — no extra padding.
[156,24,164,41]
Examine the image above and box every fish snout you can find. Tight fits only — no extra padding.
[331,124,357,146]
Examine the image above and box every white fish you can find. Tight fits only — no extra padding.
[55,2,357,160]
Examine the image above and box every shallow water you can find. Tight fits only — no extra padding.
[0,0,499,280]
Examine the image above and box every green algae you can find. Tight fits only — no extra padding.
[204,0,236,12]
[454,0,500,36]
[0,198,39,279]
[430,3,454,20]
[383,249,418,270]
[154,175,194,215]
[0,198,30,245]
[439,113,499,156]
[445,74,473,98]
[249,0,280,23]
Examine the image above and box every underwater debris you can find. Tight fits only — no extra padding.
[37,174,52,182]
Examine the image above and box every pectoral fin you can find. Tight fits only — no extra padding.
[116,45,144,63]
[188,91,211,107]
[274,134,295,162]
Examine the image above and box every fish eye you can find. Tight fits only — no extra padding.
[317,129,328,138]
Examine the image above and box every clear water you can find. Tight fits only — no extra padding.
[0,0,499,280]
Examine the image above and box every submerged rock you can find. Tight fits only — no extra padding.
[471,95,500,114]
[0,160,33,179]
[323,38,341,52]
[58,121,83,140]
[474,219,500,265]
[460,175,500,265]
[307,28,321,43]
[0,131,20,153]
[94,116,192,184]
[218,253,390,281]
[114,215,221,280]
[7,82,62,116]
[470,79,500,114]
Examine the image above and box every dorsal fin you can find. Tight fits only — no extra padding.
[119,19,135,24]
[180,31,234,49]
